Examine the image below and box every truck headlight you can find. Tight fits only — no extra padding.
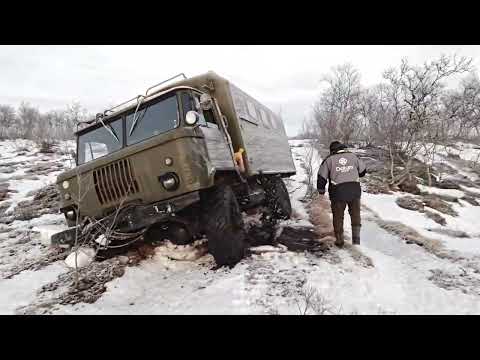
[66,210,76,220]
[62,181,69,189]
[159,173,179,191]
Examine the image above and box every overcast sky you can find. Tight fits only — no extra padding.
[1,45,480,136]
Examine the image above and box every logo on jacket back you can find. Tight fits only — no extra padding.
[336,157,353,172]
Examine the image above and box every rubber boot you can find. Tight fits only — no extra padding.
[352,225,361,245]
[334,232,344,248]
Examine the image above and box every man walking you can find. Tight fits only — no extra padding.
[317,141,366,247]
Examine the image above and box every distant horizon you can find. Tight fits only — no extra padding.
[2,45,480,136]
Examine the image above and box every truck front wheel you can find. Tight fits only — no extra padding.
[201,184,247,267]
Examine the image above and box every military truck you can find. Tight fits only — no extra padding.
[51,71,296,266]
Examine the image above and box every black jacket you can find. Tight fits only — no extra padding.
[317,150,366,202]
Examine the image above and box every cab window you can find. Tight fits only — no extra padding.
[126,94,179,146]
[77,117,123,165]
[182,91,217,127]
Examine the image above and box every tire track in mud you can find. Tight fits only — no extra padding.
[243,252,308,314]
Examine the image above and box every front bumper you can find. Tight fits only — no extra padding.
[51,191,201,246]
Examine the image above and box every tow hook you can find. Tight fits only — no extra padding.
[154,204,173,214]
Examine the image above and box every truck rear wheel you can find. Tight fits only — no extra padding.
[202,184,247,267]
[265,176,292,220]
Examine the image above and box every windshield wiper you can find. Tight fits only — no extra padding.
[129,95,146,137]
[98,117,120,143]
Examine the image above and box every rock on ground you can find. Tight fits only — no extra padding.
[396,196,425,212]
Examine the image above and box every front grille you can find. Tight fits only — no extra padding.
[93,159,140,205]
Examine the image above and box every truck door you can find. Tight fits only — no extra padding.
[183,91,234,171]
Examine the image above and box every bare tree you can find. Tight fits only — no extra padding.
[64,102,89,135]
[381,54,473,185]
[0,104,16,139]
[312,63,363,146]
[17,102,41,139]
[442,73,480,140]
[302,143,316,200]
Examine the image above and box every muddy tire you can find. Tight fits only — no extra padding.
[201,184,247,267]
[265,176,292,220]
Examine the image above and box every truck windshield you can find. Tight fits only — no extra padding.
[77,118,123,165]
[77,93,180,165]
[126,94,179,146]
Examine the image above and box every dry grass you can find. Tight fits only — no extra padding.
[307,196,374,267]
[307,195,335,241]
[375,220,446,256]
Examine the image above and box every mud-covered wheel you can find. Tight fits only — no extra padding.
[201,184,247,267]
[265,176,292,220]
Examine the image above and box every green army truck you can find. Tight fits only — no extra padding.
[51,71,296,266]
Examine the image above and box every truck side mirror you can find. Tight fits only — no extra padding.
[200,93,213,111]
[70,150,76,159]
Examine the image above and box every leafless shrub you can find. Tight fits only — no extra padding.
[312,63,363,145]
[294,285,341,315]
[0,104,16,139]
[267,307,280,315]
[38,140,56,153]
[301,144,317,200]
[0,101,91,142]
[303,54,478,187]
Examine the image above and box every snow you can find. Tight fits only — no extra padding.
[286,139,322,219]
[52,258,258,315]
[417,184,465,198]
[0,139,75,214]
[308,236,480,315]
[2,138,480,314]
[64,248,95,269]
[417,141,480,164]
[415,142,480,182]
[460,185,480,194]
[453,142,480,162]
[0,263,66,315]
[362,192,439,229]
[362,192,480,254]
[250,245,287,254]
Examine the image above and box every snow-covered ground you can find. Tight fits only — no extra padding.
[2,138,480,314]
